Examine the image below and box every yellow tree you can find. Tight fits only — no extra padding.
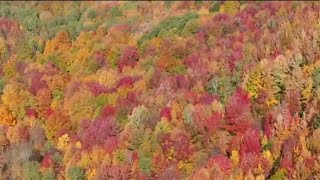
[43,31,72,55]
[0,104,16,126]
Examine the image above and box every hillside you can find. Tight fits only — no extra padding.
[0,1,320,179]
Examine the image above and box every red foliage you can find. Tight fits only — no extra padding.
[207,155,232,174]
[200,93,220,105]
[206,112,222,132]
[103,136,118,154]
[160,132,194,161]
[81,117,118,152]
[15,61,27,74]
[98,164,132,180]
[240,153,260,173]
[118,76,136,87]
[240,128,261,156]
[41,154,54,168]
[93,51,106,67]
[225,88,253,133]
[175,75,191,90]
[26,108,38,118]
[101,105,116,118]
[160,107,172,121]
[26,70,48,95]
[263,112,274,138]
[45,108,54,118]
[280,136,299,173]
[118,46,139,72]
[87,82,110,96]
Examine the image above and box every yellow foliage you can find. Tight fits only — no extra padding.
[0,37,6,59]
[154,118,172,135]
[178,160,194,176]
[303,64,315,77]
[245,67,263,99]
[211,100,224,113]
[117,86,131,99]
[149,37,163,49]
[261,135,268,147]
[74,32,94,49]
[44,31,72,55]
[76,141,82,149]
[74,48,91,64]
[95,69,119,88]
[255,174,265,180]
[133,80,147,92]
[166,147,175,160]
[6,123,26,144]
[50,99,61,110]
[307,129,320,153]
[64,91,96,127]
[107,45,122,67]
[0,105,16,126]
[171,101,183,123]
[86,168,96,180]
[220,1,240,15]
[266,97,279,107]
[3,56,16,79]
[78,152,91,168]
[57,134,70,150]
[301,77,313,103]
[263,150,274,165]
[192,168,211,180]
[230,150,240,166]
[1,83,35,119]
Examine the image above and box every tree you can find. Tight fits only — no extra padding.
[67,166,85,180]
[0,104,16,126]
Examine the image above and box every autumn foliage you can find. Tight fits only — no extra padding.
[1,1,320,179]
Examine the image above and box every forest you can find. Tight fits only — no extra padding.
[0,1,320,179]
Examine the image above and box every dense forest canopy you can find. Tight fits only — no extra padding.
[0,1,320,179]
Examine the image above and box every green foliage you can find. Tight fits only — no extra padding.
[0,79,5,95]
[52,152,63,165]
[41,169,56,180]
[22,161,42,180]
[52,89,64,101]
[138,12,199,46]
[16,8,40,33]
[209,2,221,13]
[313,115,320,129]
[68,7,81,22]
[116,108,129,129]
[181,19,199,37]
[86,8,97,19]
[67,166,85,180]
[207,75,237,104]
[0,3,11,18]
[115,149,129,164]
[270,168,286,180]
[313,67,320,89]
[142,57,156,71]
[139,156,152,174]
[95,94,108,107]
[121,2,138,11]
[17,40,36,60]
[44,140,55,153]
[109,7,122,17]
[166,64,187,75]
[165,1,174,9]
[48,53,68,72]
[129,106,150,128]
[263,141,273,151]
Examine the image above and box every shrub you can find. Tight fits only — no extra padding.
[67,166,85,180]
[22,161,42,180]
